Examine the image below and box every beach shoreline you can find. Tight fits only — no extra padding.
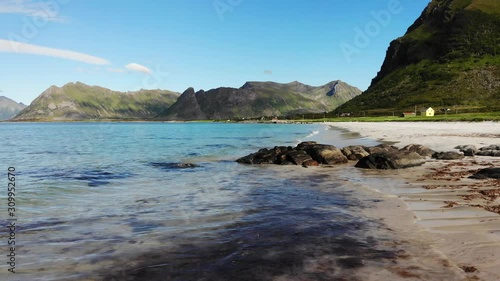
[325,122,500,280]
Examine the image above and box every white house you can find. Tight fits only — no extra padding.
[422,107,435,117]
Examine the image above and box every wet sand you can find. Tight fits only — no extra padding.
[327,122,500,280]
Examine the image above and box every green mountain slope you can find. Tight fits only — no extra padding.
[338,0,500,113]
[13,82,180,121]
[160,80,361,120]
[0,96,26,121]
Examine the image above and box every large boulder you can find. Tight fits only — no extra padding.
[236,148,278,164]
[286,150,314,165]
[476,145,500,157]
[476,150,500,157]
[454,145,478,156]
[469,168,500,179]
[355,151,425,169]
[302,144,348,165]
[236,142,350,166]
[341,145,370,161]
[479,145,500,151]
[296,141,318,150]
[401,144,434,157]
[432,151,465,160]
[365,144,399,154]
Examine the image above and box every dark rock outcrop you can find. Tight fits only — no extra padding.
[236,141,347,166]
[477,151,500,157]
[341,145,370,161]
[301,143,348,165]
[455,145,478,156]
[286,150,314,165]
[432,151,465,160]
[402,144,435,157]
[365,144,399,154]
[355,151,425,169]
[476,145,500,157]
[469,168,500,179]
[236,148,279,165]
[237,143,434,169]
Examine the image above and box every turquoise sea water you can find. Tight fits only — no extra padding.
[0,122,402,280]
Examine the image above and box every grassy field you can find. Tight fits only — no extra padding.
[296,112,500,122]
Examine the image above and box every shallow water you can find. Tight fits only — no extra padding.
[0,123,463,280]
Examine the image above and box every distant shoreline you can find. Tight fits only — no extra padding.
[3,111,500,123]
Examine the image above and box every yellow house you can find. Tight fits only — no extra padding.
[422,107,435,117]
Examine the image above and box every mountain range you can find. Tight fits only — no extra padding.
[0,96,26,121]
[9,0,499,121]
[12,82,180,121]
[12,81,361,121]
[161,80,361,120]
[338,0,500,113]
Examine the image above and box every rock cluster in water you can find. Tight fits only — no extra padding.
[237,142,500,170]
[476,145,500,157]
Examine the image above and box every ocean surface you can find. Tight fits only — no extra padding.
[0,123,462,280]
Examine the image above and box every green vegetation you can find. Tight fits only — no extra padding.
[338,0,500,113]
[161,81,361,120]
[13,82,179,121]
[295,112,500,122]
[16,80,361,121]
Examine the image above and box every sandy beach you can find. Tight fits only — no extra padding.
[328,121,499,152]
[327,122,500,280]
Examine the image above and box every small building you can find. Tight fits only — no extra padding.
[421,107,435,117]
[401,112,416,117]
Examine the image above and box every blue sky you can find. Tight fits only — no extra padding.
[0,0,430,104]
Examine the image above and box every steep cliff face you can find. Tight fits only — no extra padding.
[13,82,180,121]
[160,80,362,120]
[339,0,500,112]
[162,88,207,120]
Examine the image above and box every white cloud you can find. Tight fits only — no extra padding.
[0,39,110,65]
[126,63,152,75]
[0,0,66,22]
